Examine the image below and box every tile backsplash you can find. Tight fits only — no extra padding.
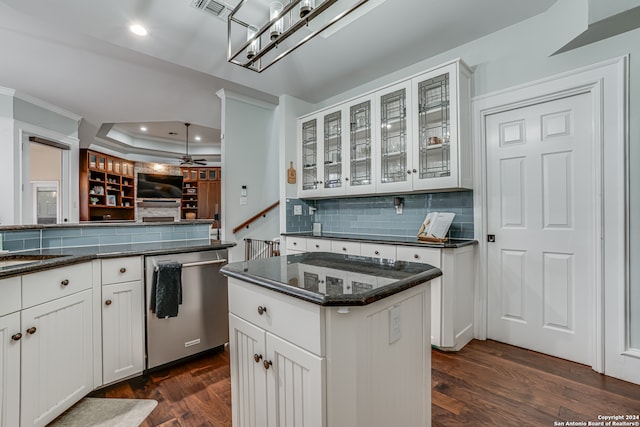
[286,191,474,240]
[0,223,211,252]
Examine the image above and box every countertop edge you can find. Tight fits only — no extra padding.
[280,232,478,248]
[0,241,236,279]
[221,263,442,307]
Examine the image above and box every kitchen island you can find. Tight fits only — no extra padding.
[221,252,442,427]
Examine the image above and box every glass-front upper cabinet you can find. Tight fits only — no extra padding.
[376,80,413,193]
[300,116,319,194]
[323,110,343,191]
[345,95,375,195]
[411,60,472,191]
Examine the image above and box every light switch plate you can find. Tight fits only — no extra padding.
[293,205,302,215]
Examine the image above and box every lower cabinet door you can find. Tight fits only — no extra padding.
[0,312,20,427]
[21,290,93,427]
[102,280,144,385]
[266,333,325,427]
[229,314,268,427]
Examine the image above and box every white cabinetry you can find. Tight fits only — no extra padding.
[0,263,95,427]
[0,310,20,427]
[297,58,472,198]
[101,257,144,385]
[228,281,325,427]
[21,264,94,427]
[283,236,475,350]
[228,276,431,427]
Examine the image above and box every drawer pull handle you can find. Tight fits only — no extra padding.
[263,360,272,370]
[120,267,127,273]
[253,353,263,363]
[26,327,37,335]
[105,299,112,306]
[11,333,22,341]
[257,306,267,315]
[61,279,70,286]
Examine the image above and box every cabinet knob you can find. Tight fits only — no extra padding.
[26,327,37,335]
[293,242,297,246]
[345,177,349,181]
[119,267,127,273]
[257,306,267,315]
[315,244,319,248]
[253,353,263,363]
[375,251,380,255]
[414,254,419,259]
[60,279,69,286]
[342,247,347,251]
[263,360,273,370]
[413,169,417,173]
[11,333,22,341]
[105,299,112,306]
[407,170,412,174]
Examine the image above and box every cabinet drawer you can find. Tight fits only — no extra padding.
[0,276,21,316]
[396,246,441,267]
[22,262,93,308]
[331,240,361,256]
[101,256,142,285]
[286,236,307,252]
[360,243,396,260]
[306,238,331,252]
[228,278,323,356]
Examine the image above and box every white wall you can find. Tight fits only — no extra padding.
[219,90,279,262]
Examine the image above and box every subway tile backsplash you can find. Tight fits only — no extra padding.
[286,191,474,240]
[0,223,212,253]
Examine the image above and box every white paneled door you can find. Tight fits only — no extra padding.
[486,93,593,365]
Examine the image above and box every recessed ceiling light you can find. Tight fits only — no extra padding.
[140,126,147,132]
[129,24,148,36]
[195,136,201,141]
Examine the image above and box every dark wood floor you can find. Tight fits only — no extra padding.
[90,339,640,426]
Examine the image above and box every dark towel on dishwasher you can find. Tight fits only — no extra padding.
[150,262,183,318]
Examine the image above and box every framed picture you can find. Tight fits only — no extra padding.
[106,195,116,206]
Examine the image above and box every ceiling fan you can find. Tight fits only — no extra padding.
[178,122,207,166]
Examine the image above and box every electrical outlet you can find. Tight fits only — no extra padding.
[389,306,401,344]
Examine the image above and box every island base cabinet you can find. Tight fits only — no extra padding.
[20,289,94,427]
[229,314,325,427]
[102,280,144,385]
[325,284,431,427]
[0,312,20,427]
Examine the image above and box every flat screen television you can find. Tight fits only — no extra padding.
[136,173,183,199]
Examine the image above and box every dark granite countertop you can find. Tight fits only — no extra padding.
[220,252,442,306]
[0,220,215,231]
[0,239,235,279]
[281,232,477,248]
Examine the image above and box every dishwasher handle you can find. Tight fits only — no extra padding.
[182,259,227,268]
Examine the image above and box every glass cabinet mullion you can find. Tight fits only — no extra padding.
[302,118,318,191]
[380,88,407,184]
[350,100,372,186]
[324,111,342,189]
[417,73,451,180]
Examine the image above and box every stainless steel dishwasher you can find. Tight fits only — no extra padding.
[144,249,228,370]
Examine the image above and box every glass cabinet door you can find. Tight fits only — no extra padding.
[379,86,408,186]
[323,111,342,190]
[301,118,319,191]
[417,73,451,179]
[349,100,372,188]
